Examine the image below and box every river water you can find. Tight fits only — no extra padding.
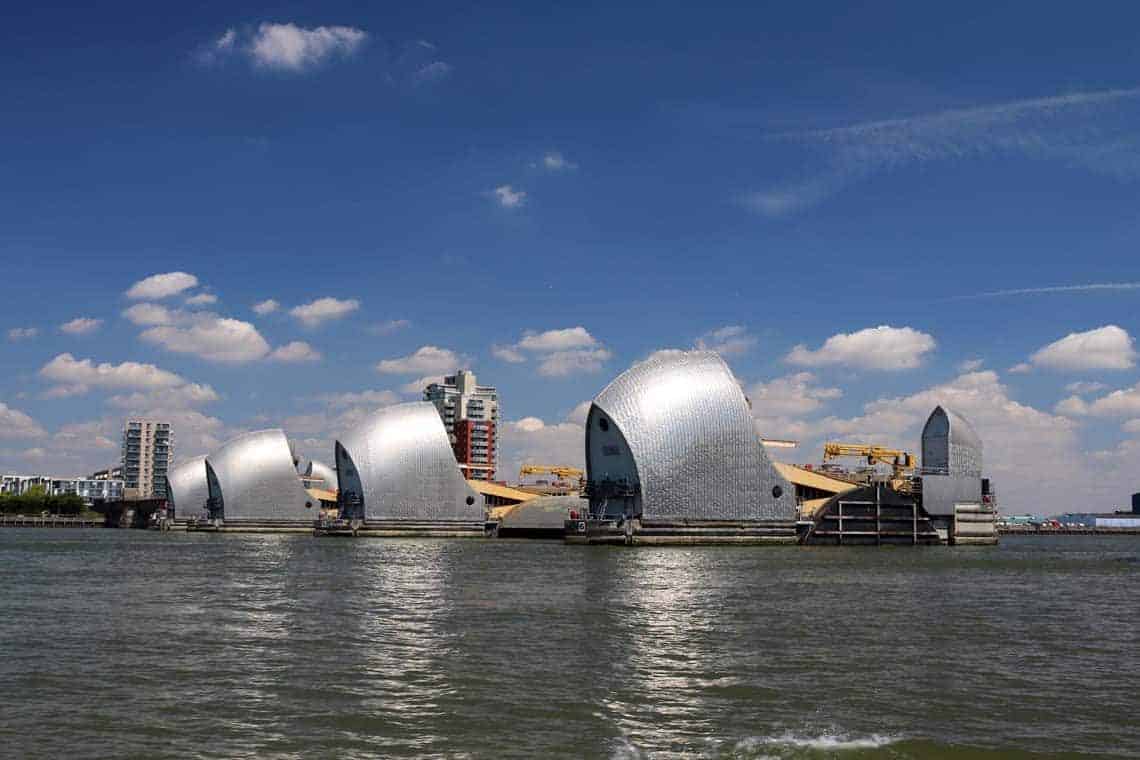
[0,530,1136,759]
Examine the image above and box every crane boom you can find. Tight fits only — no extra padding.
[519,464,585,481]
[822,442,916,478]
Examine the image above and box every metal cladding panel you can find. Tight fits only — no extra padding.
[166,456,208,519]
[921,474,983,516]
[205,429,315,521]
[335,402,481,521]
[305,459,339,492]
[589,350,796,521]
[921,406,983,477]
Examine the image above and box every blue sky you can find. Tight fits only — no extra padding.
[3,2,1140,513]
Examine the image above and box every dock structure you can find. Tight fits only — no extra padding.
[188,429,318,533]
[491,495,579,539]
[0,515,103,528]
[563,353,997,548]
[800,484,941,545]
[164,455,208,530]
[568,350,799,545]
[318,402,487,538]
[795,406,998,546]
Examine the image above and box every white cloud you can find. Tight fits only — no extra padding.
[108,383,220,409]
[376,346,462,375]
[493,185,526,208]
[216,28,236,51]
[754,370,1083,513]
[1029,325,1136,371]
[368,319,411,335]
[1065,381,1108,395]
[542,152,577,171]
[1122,419,1140,434]
[750,86,1140,216]
[270,341,322,362]
[0,403,47,439]
[566,401,592,425]
[252,299,280,315]
[40,384,91,400]
[411,60,452,85]
[747,372,842,417]
[492,344,527,363]
[500,411,586,480]
[644,348,688,362]
[1056,382,1140,418]
[140,318,271,362]
[248,22,368,71]
[513,417,546,433]
[185,292,218,306]
[51,420,118,452]
[786,325,935,370]
[290,297,360,327]
[59,317,103,336]
[122,303,179,326]
[695,325,757,356]
[40,353,186,390]
[518,327,598,352]
[957,358,984,372]
[1008,363,1033,374]
[400,375,445,394]
[7,327,38,341]
[318,389,401,408]
[123,303,269,362]
[493,327,611,376]
[537,348,612,377]
[1054,396,1090,417]
[125,271,199,300]
[198,28,237,65]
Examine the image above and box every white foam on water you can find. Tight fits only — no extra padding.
[610,734,648,760]
[734,731,903,753]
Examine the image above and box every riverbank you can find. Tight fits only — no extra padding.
[0,514,104,528]
[999,525,1140,535]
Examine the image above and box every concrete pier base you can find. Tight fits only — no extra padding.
[314,517,488,538]
[565,517,799,545]
[186,518,316,534]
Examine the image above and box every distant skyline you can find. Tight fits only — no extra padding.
[3,2,1140,514]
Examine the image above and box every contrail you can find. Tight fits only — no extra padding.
[748,86,1140,217]
[952,282,1140,300]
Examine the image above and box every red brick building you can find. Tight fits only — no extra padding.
[452,419,496,481]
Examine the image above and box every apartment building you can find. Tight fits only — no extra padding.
[424,370,499,480]
[121,418,173,499]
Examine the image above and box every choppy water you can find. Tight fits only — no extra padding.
[0,531,1137,759]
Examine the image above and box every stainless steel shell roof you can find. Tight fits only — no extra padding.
[921,405,983,477]
[937,406,982,451]
[587,350,796,521]
[335,401,482,521]
[304,459,338,492]
[165,456,208,520]
[205,429,317,522]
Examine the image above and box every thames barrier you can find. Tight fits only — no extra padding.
[165,350,997,546]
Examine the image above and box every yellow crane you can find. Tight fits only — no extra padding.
[822,442,916,480]
[518,465,585,487]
